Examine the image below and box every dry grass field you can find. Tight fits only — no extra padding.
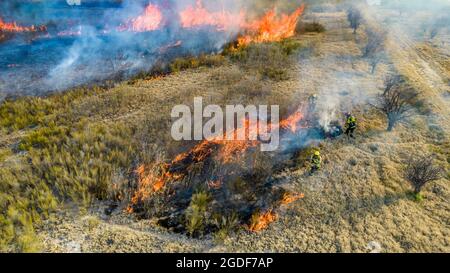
[0,2,448,253]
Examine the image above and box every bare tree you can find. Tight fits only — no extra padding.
[347,7,362,34]
[405,155,443,195]
[377,75,418,131]
[364,28,385,74]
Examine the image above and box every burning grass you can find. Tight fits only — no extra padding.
[0,17,46,33]
[118,3,162,32]
[0,27,313,248]
[237,4,305,47]
[128,107,309,236]
[1,3,447,253]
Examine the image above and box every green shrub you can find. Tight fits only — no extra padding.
[185,191,210,237]
[414,192,424,202]
[212,212,239,242]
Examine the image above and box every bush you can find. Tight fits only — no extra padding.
[185,191,211,237]
[377,75,419,131]
[212,212,239,242]
[296,21,326,34]
[405,155,443,195]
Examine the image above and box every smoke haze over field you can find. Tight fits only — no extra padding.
[0,0,300,96]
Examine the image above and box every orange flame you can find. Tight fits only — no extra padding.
[280,111,305,133]
[179,1,305,46]
[118,4,163,32]
[281,192,305,205]
[179,0,246,31]
[248,209,278,232]
[0,17,45,33]
[117,1,304,48]
[207,179,222,190]
[238,5,305,47]
[130,108,306,205]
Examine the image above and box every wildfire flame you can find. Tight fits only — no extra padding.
[281,192,305,205]
[118,4,163,32]
[0,17,45,33]
[179,1,305,46]
[248,209,278,232]
[238,5,305,47]
[131,109,305,205]
[179,0,246,31]
[1,1,305,50]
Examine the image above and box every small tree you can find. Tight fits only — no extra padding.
[377,75,418,131]
[364,28,385,74]
[347,7,362,34]
[405,155,443,197]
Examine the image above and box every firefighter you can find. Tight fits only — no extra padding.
[345,113,357,138]
[307,94,318,113]
[310,150,322,174]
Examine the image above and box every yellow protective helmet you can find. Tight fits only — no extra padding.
[314,151,320,156]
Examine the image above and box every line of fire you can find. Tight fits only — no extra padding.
[0,0,314,235]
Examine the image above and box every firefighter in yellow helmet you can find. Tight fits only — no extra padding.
[345,113,357,138]
[310,150,322,174]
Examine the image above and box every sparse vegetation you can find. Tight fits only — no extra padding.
[228,42,297,81]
